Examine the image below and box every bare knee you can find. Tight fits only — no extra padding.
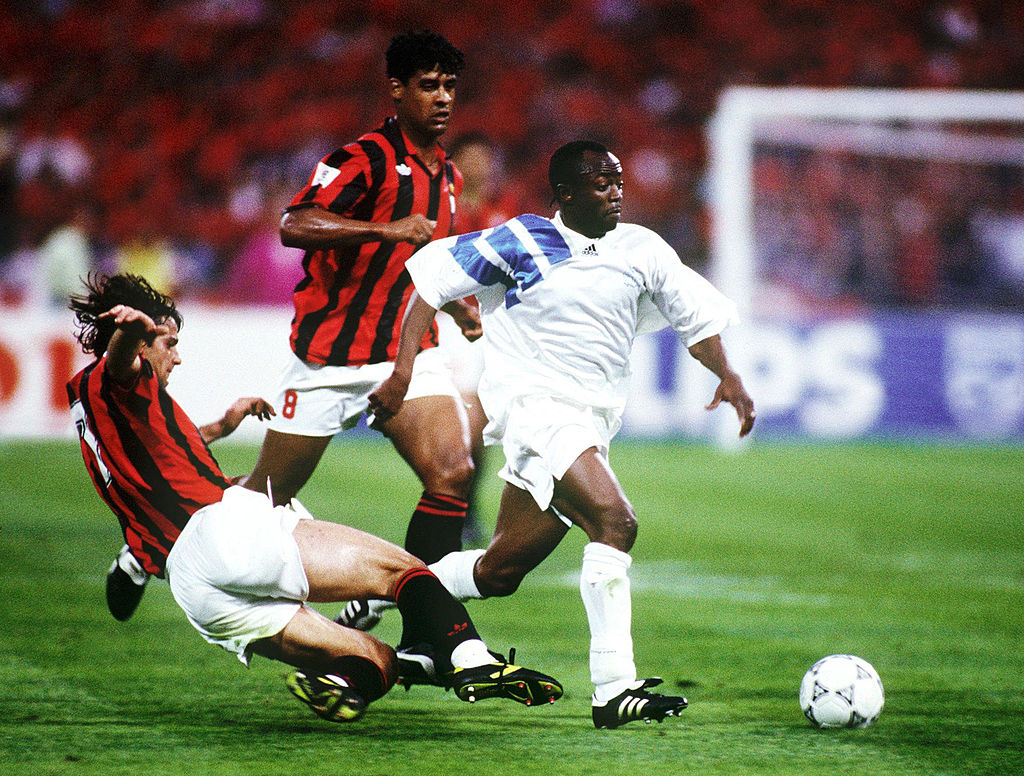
[422,454,475,499]
[475,554,527,598]
[588,502,638,552]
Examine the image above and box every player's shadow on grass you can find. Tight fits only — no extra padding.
[252,706,576,737]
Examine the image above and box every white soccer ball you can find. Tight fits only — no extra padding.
[799,654,884,728]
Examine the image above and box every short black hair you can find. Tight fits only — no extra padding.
[548,139,610,196]
[386,30,465,83]
[70,273,181,356]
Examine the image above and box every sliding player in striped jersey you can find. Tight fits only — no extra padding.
[368,140,755,728]
[103,394,275,621]
[68,273,562,723]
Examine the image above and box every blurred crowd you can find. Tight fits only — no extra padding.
[1,0,1022,310]
[754,143,1024,314]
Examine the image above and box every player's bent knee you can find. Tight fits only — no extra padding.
[423,455,475,497]
[617,509,638,546]
[448,456,475,494]
[589,505,637,551]
[475,561,525,598]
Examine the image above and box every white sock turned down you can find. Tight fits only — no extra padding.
[429,549,490,669]
[581,542,638,705]
[429,548,486,601]
[449,638,493,669]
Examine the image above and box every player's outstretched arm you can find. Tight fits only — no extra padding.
[281,207,437,250]
[687,334,756,437]
[199,397,276,444]
[98,305,167,385]
[368,291,440,425]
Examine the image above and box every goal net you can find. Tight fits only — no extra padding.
[707,87,1024,320]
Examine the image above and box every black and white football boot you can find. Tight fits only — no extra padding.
[592,677,688,729]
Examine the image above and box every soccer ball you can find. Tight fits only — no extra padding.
[799,654,884,728]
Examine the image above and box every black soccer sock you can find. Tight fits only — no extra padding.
[325,655,389,703]
[393,567,481,674]
[404,492,468,564]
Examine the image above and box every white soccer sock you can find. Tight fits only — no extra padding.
[580,542,638,705]
[429,549,486,601]
[449,638,493,669]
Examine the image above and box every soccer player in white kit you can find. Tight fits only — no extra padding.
[369,140,756,728]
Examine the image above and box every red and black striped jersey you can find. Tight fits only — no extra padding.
[285,116,463,366]
[67,358,232,577]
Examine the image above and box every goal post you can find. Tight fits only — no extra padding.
[696,87,1024,444]
[707,86,1024,318]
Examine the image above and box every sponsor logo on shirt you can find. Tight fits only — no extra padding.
[312,162,341,188]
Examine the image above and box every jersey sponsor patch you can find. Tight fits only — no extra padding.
[312,161,341,188]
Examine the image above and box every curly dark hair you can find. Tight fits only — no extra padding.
[386,29,464,83]
[69,273,182,356]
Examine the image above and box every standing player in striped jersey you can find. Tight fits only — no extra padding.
[368,140,756,728]
[241,32,479,630]
[68,273,562,723]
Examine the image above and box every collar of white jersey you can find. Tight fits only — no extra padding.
[550,210,617,251]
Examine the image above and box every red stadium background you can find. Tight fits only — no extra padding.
[1,0,1022,439]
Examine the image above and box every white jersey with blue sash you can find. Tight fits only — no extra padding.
[406,211,738,423]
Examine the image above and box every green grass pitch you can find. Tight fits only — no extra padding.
[1,437,1021,775]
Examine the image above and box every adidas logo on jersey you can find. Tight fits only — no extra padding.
[396,163,412,176]
[582,243,598,256]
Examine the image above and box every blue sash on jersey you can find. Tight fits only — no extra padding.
[449,215,572,307]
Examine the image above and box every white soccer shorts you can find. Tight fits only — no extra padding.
[166,486,311,665]
[266,346,461,437]
[489,394,620,513]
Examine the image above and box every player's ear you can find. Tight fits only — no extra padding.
[389,77,405,101]
[556,183,572,202]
